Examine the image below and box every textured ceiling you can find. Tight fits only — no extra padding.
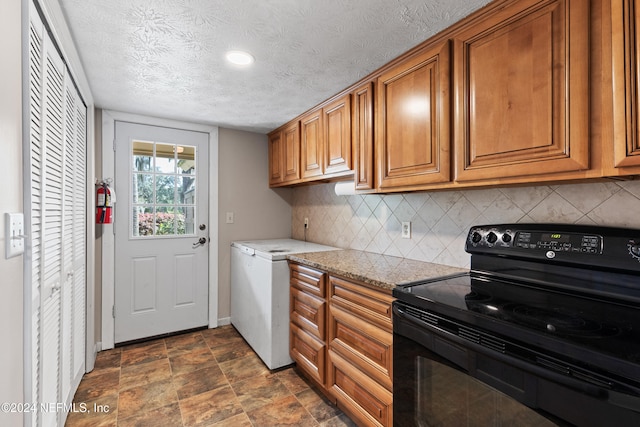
[59,0,491,133]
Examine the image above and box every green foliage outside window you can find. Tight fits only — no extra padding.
[137,212,186,235]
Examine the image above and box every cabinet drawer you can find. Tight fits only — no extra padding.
[290,263,326,298]
[328,350,392,427]
[290,323,326,386]
[330,276,394,331]
[290,287,326,340]
[329,305,392,391]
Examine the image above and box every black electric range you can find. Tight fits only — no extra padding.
[393,224,640,426]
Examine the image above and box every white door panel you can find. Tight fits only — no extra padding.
[114,122,209,343]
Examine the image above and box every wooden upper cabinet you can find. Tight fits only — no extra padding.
[282,122,301,183]
[376,41,451,190]
[268,130,284,186]
[454,0,590,181]
[323,95,353,177]
[269,122,301,187]
[612,0,640,169]
[301,109,324,180]
[352,82,375,191]
[300,94,354,181]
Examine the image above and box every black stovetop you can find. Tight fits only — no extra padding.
[394,271,640,368]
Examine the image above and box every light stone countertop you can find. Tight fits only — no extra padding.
[287,249,468,291]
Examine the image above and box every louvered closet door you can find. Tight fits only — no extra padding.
[27,9,44,427]
[60,81,87,404]
[72,92,87,392]
[41,29,65,427]
[27,3,87,426]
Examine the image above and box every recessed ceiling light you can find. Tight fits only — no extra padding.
[225,50,255,66]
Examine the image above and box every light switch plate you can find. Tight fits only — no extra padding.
[226,212,234,224]
[401,221,411,239]
[5,213,25,258]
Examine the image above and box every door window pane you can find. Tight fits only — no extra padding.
[156,207,177,235]
[180,206,195,235]
[155,143,176,173]
[132,173,153,204]
[133,206,154,236]
[155,175,175,204]
[178,145,195,174]
[132,141,153,172]
[130,140,197,238]
[177,176,196,204]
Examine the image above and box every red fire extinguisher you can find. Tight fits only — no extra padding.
[96,182,113,224]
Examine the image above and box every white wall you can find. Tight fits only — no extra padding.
[0,0,25,425]
[217,128,292,320]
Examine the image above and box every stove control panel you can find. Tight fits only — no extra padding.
[514,231,602,254]
[466,225,602,254]
[466,224,640,271]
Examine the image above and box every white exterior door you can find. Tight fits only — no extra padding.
[114,122,209,343]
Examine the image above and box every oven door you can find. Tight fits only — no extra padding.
[393,301,640,427]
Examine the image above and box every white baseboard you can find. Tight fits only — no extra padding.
[217,317,231,326]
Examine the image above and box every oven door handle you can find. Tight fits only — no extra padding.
[393,304,619,402]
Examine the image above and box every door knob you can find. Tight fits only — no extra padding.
[192,237,207,248]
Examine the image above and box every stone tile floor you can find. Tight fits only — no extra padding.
[65,325,356,426]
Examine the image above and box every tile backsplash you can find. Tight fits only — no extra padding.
[291,180,640,268]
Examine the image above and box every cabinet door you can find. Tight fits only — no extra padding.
[290,323,326,386]
[290,263,326,298]
[329,305,393,391]
[301,109,324,179]
[376,41,451,190]
[291,287,326,341]
[454,0,589,181]
[283,122,301,183]
[268,130,283,185]
[612,0,640,168]
[324,95,353,176]
[328,350,393,427]
[353,82,375,191]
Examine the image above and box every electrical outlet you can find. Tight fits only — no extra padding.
[5,213,25,258]
[304,218,309,229]
[226,212,234,224]
[401,221,411,239]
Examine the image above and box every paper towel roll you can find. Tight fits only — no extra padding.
[334,181,356,196]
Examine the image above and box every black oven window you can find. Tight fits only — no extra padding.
[414,357,556,426]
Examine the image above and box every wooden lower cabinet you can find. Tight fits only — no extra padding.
[329,305,392,391]
[328,350,393,427]
[328,276,394,427]
[290,323,326,386]
[289,263,328,389]
[289,262,394,427]
[290,286,326,341]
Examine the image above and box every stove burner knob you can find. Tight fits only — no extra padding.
[502,233,512,243]
[471,231,482,243]
[486,232,498,244]
[630,244,640,258]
